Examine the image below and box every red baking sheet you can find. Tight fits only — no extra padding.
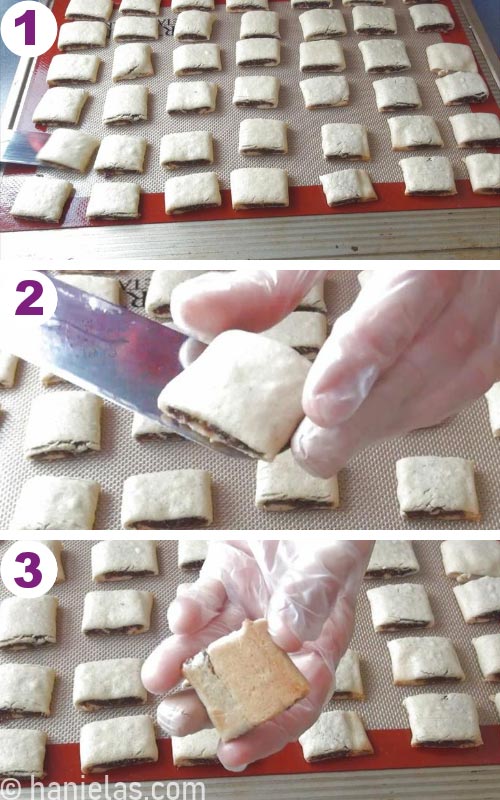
[27,726,500,785]
[1,0,499,233]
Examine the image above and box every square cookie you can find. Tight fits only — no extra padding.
[441,541,500,583]
[230,167,289,209]
[24,391,102,460]
[178,540,209,569]
[32,87,89,125]
[426,43,477,76]
[158,330,310,460]
[10,476,100,530]
[435,72,489,105]
[472,634,500,682]
[320,169,377,205]
[58,20,108,50]
[47,53,101,85]
[0,730,47,779]
[453,577,500,623]
[73,658,147,710]
[182,619,310,742]
[121,469,213,528]
[372,76,422,111]
[145,270,207,320]
[358,39,411,73]
[236,37,280,66]
[332,649,364,700]
[403,693,482,748]
[261,310,328,359]
[300,75,349,108]
[11,177,73,222]
[0,664,56,719]
[240,10,280,38]
[388,115,443,150]
[113,16,159,41]
[112,43,154,81]
[365,540,420,580]
[322,123,370,160]
[352,6,397,35]
[486,382,500,433]
[239,118,288,155]
[399,156,457,196]
[92,540,159,581]
[299,711,373,762]
[367,583,434,631]
[166,81,218,113]
[173,43,221,75]
[80,716,158,774]
[119,0,161,14]
[300,40,346,72]
[103,84,149,123]
[37,128,99,172]
[409,3,454,32]
[233,75,280,108]
[165,172,221,214]
[172,729,220,766]
[396,456,479,519]
[86,182,141,218]
[0,596,58,650]
[299,9,347,40]
[94,134,147,173]
[82,590,154,635]
[66,0,113,21]
[160,130,214,169]
[256,448,339,510]
[174,10,215,41]
[449,113,500,147]
[0,351,19,388]
[388,637,464,685]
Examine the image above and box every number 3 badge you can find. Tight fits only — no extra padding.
[1,541,59,597]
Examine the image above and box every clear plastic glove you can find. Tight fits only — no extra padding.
[172,269,500,478]
[141,540,372,771]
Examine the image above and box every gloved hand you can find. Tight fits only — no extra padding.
[172,269,500,478]
[141,540,372,771]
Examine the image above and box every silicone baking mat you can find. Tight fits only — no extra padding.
[1,0,499,232]
[0,538,498,784]
[1,269,500,531]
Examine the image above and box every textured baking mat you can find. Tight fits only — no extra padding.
[0,538,498,783]
[1,0,499,232]
[1,269,500,531]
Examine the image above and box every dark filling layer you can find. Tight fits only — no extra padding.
[310,34,342,40]
[92,758,155,771]
[79,697,144,710]
[369,66,407,73]
[379,621,431,630]
[382,103,420,110]
[1,636,51,649]
[165,407,262,458]
[178,68,216,75]
[151,303,170,318]
[85,626,144,635]
[164,159,212,168]
[235,100,275,108]
[115,35,156,41]
[136,432,171,441]
[244,33,279,39]
[357,27,394,34]
[108,115,146,123]
[309,749,352,762]
[406,191,455,197]
[262,499,333,510]
[419,740,477,748]
[366,568,416,578]
[101,570,156,579]
[241,147,285,155]
[293,1,331,7]
[178,34,208,41]
[478,187,500,194]
[122,10,156,14]
[295,346,319,356]
[182,560,205,570]
[447,95,488,104]
[172,202,220,213]
[178,758,219,766]
[463,138,500,147]
[417,24,454,32]
[326,154,363,160]
[130,518,208,529]
[168,107,212,114]
[237,201,288,208]
[475,611,500,622]
[239,59,278,66]
[0,708,45,719]
[303,65,342,72]
[61,44,102,51]
[230,3,270,8]
[405,509,466,518]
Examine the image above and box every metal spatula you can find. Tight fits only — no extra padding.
[1,129,51,166]
[3,273,246,458]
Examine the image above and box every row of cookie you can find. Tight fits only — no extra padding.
[297,4,456,37]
